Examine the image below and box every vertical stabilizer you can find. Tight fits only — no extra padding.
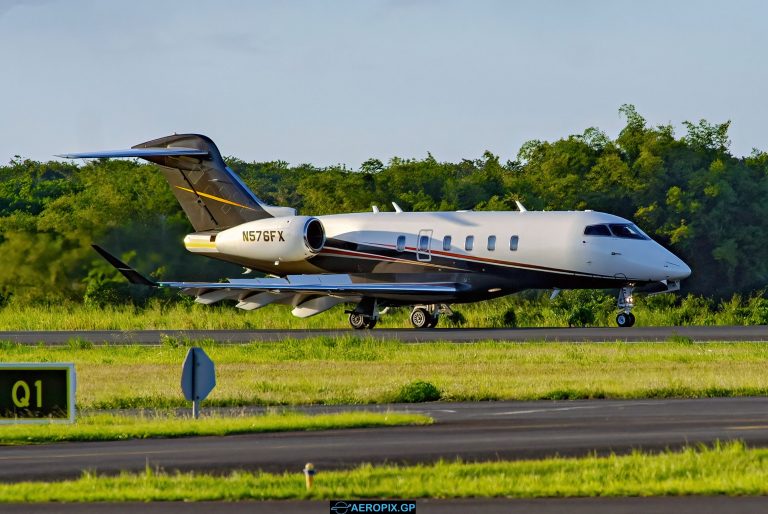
[132,134,274,231]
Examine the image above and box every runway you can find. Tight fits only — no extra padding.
[6,497,768,514]
[2,324,768,344]
[3,397,768,482]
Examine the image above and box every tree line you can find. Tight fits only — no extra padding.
[0,105,766,305]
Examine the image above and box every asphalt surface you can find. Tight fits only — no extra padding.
[4,398,768,513]
[2,325,768,344]
[5,497,768,514]
[3,398,768,483]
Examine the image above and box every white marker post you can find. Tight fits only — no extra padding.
[180,348,216,419]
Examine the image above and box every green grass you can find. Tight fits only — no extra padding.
[1,442,765,501]
[0,339,767,408]
[0,411,431,445]
[0,290,766,330]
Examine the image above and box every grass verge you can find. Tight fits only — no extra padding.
[1,290,766,331]
[0,412,431,445]
[1,339,767,407]
[0,442,765,501]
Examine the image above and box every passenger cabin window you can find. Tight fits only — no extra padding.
[418,234,430,252]
[396,235,406,252]
[509,235,519,251]
[443,235,452,251]
[465,235,474,251]
[584,224,611,236]
[487,235,496,251]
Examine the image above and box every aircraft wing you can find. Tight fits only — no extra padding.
[92,245,460,316]
[163,277,458,295]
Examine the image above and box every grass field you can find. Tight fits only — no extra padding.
[1,442,765,501]
[0,411,431,445]
[0,290,765,330]
[1,339,766,408]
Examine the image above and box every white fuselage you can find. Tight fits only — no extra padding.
[67,133,692,325]
[188,209,690,296]
[312,210,690,284]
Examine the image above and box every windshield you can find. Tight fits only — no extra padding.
[584,224,611,236]
[584,223,650,240]
[608,223,650,240]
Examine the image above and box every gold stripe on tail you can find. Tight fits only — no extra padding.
[175,186,258,211]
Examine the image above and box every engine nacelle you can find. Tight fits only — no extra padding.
[215,216,325,263]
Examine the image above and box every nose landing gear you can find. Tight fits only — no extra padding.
[616,286,635,327]
[616,311,635,327]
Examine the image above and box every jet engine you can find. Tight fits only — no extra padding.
[215,216,326,263]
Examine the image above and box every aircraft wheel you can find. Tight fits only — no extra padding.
[616,312,635,328]
[349,313,367,330]
[365,318,378,329]
[410,308,434,329]
[427,315,440,328]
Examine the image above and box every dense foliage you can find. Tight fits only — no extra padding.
[1,105,766,304]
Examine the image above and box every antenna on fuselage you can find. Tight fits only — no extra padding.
[372,205,380,213]
[515,201,527,212]
[392,202,404,213]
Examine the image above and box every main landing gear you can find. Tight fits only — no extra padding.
[410,304,450,329]
[348,312,378,330]
[348,298,379,330]
[348,302,449,329]
[616,286,635,327]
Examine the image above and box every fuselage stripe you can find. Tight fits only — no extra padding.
[320,247,459,270]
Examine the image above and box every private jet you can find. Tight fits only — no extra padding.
[61,134,691,328]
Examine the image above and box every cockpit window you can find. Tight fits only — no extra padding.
[584,224,611,236]
[608,223,650,240]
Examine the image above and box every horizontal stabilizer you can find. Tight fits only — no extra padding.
[91,245,158,287]
[57,148,209,159]
[59,133,275,231]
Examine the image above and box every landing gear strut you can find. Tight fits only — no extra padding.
[616,286,635,327]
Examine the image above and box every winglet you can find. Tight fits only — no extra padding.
[91,245,158,287]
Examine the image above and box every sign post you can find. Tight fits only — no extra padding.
[0,363,76,424]
[180,347,216,419]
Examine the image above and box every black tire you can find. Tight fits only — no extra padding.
[410,308,432,329]
[427,315,439,328]
[365,318,378,329]
[616,312,634,328]
[349,313,367,330]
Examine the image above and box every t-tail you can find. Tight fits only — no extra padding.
[59,133,295,232]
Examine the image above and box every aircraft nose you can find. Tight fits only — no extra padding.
[662,255,691,281]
